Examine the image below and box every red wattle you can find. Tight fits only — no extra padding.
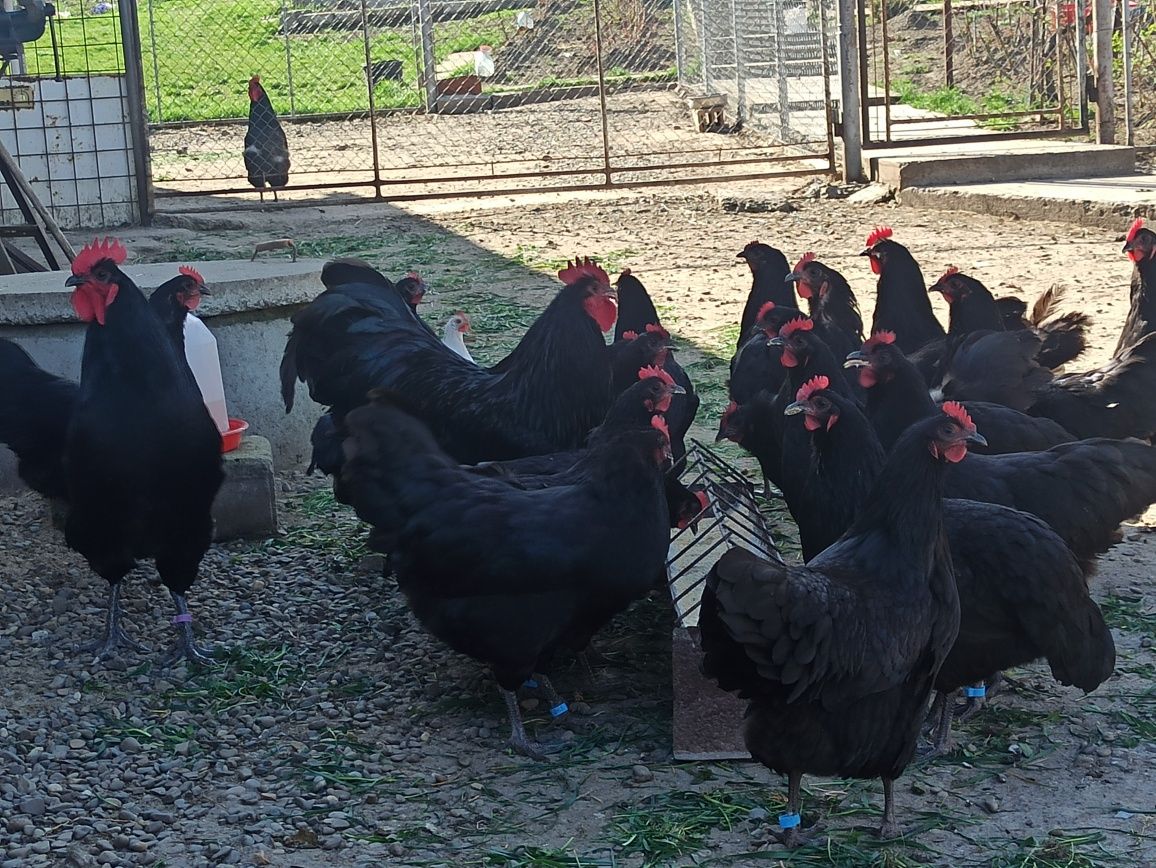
[781,348,798,368]
[858,367,877,388]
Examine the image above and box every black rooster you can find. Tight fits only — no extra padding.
[244,75,290,203]
[65,240,223,663]
[736,241,794,350]
[1117,218,1156,356]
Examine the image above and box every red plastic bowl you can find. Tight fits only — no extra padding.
[221,418,249,453]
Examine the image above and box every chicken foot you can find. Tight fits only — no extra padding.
[161,592,217,666]
[500,688,555,760]
[80,583,150,660]
[770,771,820,848]
[955,673,1002,720]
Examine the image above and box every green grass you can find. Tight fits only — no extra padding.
[987,831,1116,867]
[1098,592,1156,636]
[268,488,372,566]
[892,79,1034,132]
[166,643,310,713]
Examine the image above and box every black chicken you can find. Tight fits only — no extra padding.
[728,302,803,405]
[785,251,864,376]
[698,406,967,844]
[282,257,617,466]
[778,385,1115,755]
[0,339,78,501]
[931,269,1088,371]
[611,271,699,464]
[244,75,290,203]
[736,241,794,350]
[847,330,1075,454]
[148,265,210,355]
[336,392,671,758]
[861,226,945,354]
[64,240,223,663]
[1118,218,1156,356]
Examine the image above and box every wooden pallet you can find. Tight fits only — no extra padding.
[0,138,74,273]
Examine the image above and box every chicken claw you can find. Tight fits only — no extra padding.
[500,688,558,760]
[80,583,149,661]
[161,592,218,667]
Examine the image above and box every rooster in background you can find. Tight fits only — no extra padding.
[148,265,210,356]
[736,242,794,349]
[282,257,618,466]
[1118,217,1156,356]
[244,75,290,203]
[861,226,945,354]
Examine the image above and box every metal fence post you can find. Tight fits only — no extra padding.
[281,0,298,117]
[838,0,864,179]
[117,0,155,226]
[416,0,438,112]
[699,0,712,90]
[773,0,789,139]
[728,0,746,126]
[1092,0,1114,142]
[1074,0,1089,129]
[1122,0,1134,144]
[674,0,687,87]
[592,0,613,184]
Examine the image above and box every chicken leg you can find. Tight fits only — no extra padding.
[529,673,569,719]
[771,771,813,848]
[919,691,956,759]
[161,591,216,666]
[81,582,149,660]
[878,778,901,839]
[501,687,551,760]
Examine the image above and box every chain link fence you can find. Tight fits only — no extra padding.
[1116,0,1155,144]
[138,0,836,202]
[860,0,1085,144]
[0,1,145,229]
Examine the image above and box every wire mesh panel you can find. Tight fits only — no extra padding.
[1116,0,1152,144]
[139,0,836,203]
[0,2,143,229]
[859,0,1086,144]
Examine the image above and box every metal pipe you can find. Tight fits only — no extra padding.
[117,0,155,228]
[943,0,953,88]
[416,0,438,112]
[1075,0,1089,129]
[592,0,613,184]
[281,0,297,117]
[881,0,892,140]
[359,0,383,198]
[673,0,686,88]
[1122,0,1134,144]
[838,0,864,178]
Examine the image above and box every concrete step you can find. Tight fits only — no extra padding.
[898,174,1156,231]
[870,141,1136,189]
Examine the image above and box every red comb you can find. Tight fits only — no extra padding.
[863,330,897,350]
[865,226,893,248]
[938,266,960,282]
[756,301,776,322]
[179,265,204,285]
[779,317,814,338]
[71,237,127,276]
[620,267,631,276]
[644,323,670,340]
[695,490,709,511]
[405,271,421,280]
[558,256,609,287]
[792,252,816,273]
[1126,218,1145,245]
[942,401,975,430]
[796,375,830,402]
[621,330,639,341]
[651,414,670,441]
[639,365,675,387]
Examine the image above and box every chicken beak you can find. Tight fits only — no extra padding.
[783,400,806,416]
[198,285,212,296]
[784,271,801,284]
[844,350,869,369]
[966,430,988,447]
[669,384,687,395]
[64,274,85,287]
[1123,240,1136,254]
[767,335,785,348]
[735,251,747,260]
[859,248,872,257]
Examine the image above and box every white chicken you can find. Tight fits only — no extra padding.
[442,311,474,362]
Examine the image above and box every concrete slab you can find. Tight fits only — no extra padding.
[213,434,278,542]
[898,174,1156,230]
[870,141,1136,189]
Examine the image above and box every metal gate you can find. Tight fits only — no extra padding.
[137,0,837,204]
[858,0,1089,146]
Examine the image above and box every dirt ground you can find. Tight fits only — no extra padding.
[1,181,1155,867]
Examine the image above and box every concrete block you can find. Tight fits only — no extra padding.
[212,434,278,542]
[871,143,1136,189]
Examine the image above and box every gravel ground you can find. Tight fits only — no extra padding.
[2,183,1155,866]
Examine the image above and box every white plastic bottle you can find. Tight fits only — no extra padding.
[183,313,229,434]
